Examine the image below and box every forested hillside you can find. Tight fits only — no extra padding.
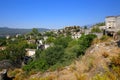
[0,27,49,37]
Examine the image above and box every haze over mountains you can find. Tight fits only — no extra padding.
[0,27,49,37]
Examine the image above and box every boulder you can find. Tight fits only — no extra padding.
[0,69,14,80]
[0,60,14,70]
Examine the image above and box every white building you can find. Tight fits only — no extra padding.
[43,36,48,41]
[6,35,10,39]
[105,16,120,32]
[44,44,50,49]
[37,40,43,45]
[25,49,36,57]
[16,34,21,38]
[72,32,81,39]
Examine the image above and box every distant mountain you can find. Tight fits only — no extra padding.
[0,27,49,37]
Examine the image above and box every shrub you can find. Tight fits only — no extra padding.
[23,34,96,73]
[77,34,97,56]
[43,45,64,66]
[117,30,120,35]
[23,59,49,72]
[102,52,109,58]
[100,35,109,41]
[53,36,72,48]
[107,54,120,80]
[91,27,101,33]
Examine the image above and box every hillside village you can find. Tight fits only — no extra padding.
[0,15,120,80]
[21,15,120,58]
[1,15,120,61]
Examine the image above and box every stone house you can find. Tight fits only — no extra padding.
[71,32,81,39]
[27,39,36,44]
[25,49,36,57]
[105,16,120,32]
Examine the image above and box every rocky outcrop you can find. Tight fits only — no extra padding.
[0,60,14,70]
[28,40,120,80]
[0,69,14,80]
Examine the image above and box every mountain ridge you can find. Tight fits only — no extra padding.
[0,27,50,37]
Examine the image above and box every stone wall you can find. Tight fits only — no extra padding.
[116,16,120,29]
[105,16,116,29]
[105,16,120,32]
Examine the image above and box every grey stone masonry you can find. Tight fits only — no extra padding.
[105,16,120,32]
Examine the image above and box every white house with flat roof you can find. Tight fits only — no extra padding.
[25,49,36,57]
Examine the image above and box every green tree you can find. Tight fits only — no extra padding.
[53,36,72,48]
[64,39,79,60]
[23,58,48,72]
[28,28,42,39]
[77,34,97,56]
[5,41,28,67]
[22,34,97,72]
[45,37,55,44]
[43,45,64,65]
[91,27,101,33]
[95,22,105,26]
[28,43,37,49]
[35,49,42,59]
[44,31,56,37]
[32,28,39,35]
[0,38,6,46]
[23,45,64,72]
[0,50,9,60]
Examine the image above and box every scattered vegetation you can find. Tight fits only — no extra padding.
[23,34,97,73]
[91,22,105,33]
[94,22,105,26]
[3,26,119,80]
[100,35,110,41]
[117,30,120,35]
[92,53,120,80]
[91,27,101,33]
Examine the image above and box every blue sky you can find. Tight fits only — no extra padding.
[0,0,120,29]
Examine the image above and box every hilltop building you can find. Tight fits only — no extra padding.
[105,15,120,32]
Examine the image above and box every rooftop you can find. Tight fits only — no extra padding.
[106,15,120,18]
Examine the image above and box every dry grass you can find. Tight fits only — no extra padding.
[102,52,109,58]
[8,69,29,80]
[92,38,101,44]
[74,72,87,80]
[30,74,56,80]
[29,70,38,76]
[92,36,113,45]
[8,69,22,77]
[14,72,28,80]
[92,71,117,80]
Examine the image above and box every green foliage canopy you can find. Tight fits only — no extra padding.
[23,34,97,72]
[91,27,101,33]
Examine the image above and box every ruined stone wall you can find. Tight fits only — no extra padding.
[116,16,120,29]
[105,16,116,29]
[105,16,120,32]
